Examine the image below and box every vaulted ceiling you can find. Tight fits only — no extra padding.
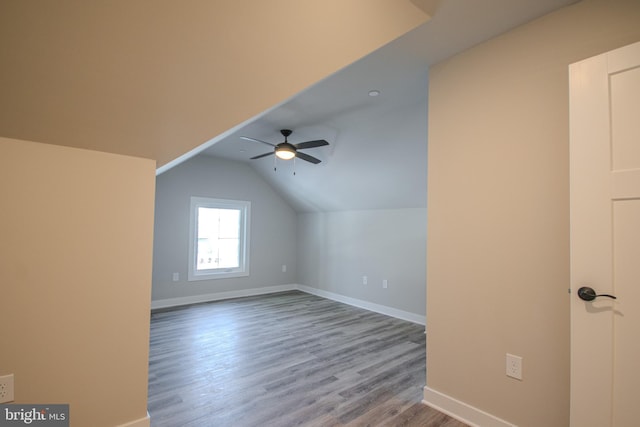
[0,0,579,212]
[198,0,580,211]
[0,1,430,165]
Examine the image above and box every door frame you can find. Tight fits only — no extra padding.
[569,40,640,427]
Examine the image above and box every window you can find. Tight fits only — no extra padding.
[188,197,250,281]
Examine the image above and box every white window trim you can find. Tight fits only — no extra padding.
[188,196,251,281]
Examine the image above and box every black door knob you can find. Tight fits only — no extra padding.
[577,286,617,302]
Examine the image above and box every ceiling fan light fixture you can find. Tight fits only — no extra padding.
[244,129,326,164]
[275,145,296,160]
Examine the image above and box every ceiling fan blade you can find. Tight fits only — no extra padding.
[296,151,321,164]
[240,136,277,147]
[294,139,329,150]
[250,152,274,160]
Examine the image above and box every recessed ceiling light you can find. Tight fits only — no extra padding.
[368,90,380,97]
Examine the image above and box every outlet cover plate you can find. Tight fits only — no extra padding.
[506,353,522,380]
[0,374,14,403]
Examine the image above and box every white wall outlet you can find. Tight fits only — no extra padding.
[506,353,523,380]
[382,279,388,289]
[282,264,287,273]
[172,272,179,282]
[362,276,368,285]
[0,374,14,403]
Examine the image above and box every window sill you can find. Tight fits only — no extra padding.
[187,270,250,281]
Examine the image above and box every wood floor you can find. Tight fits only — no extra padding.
[148,291,467,427]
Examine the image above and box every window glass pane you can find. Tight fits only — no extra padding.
[218,209,240,239]
[198,208,220,240]
[197,237,217,270]
[189,197,250,281]
[196,206,241,271]
[217,239,239,268]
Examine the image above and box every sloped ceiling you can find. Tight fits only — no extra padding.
[0,0,580,213]
[200,0,580,212]
[0,0,430,166]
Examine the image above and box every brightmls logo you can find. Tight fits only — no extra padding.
[0,405,68,426]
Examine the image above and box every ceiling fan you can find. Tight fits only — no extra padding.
[240,129,329,164]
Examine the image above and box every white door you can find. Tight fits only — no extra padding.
[570,40,640,427]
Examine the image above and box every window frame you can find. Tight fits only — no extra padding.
[187,196,251,281]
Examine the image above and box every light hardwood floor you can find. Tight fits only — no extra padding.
[148,291,467,426]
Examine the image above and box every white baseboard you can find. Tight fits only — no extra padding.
[422,387,516,427]
[116,412,150,427]
[151,284,297,310]
[297,285,426,325]
[151,284,425,325]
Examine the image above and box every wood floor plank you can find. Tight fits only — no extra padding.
[148,291,468,427]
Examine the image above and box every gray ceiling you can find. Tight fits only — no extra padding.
[197,0,579,212]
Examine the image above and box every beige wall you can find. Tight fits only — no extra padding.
[425,0,640,426]
[0,137,156,427]
[0,1,430,167]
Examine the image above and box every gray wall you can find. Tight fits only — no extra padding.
[297,209,427,316]
[153,151,427,320]
[152,155,297,302]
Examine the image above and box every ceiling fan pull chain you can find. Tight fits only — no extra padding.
[293,157,296,176]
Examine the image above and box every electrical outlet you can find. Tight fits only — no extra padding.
[506,354,522,380]
[382,279,388,289]
[362,276,367,285]
[172,272,179,281]
[282,265,287,273]
[0,374,14,403]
